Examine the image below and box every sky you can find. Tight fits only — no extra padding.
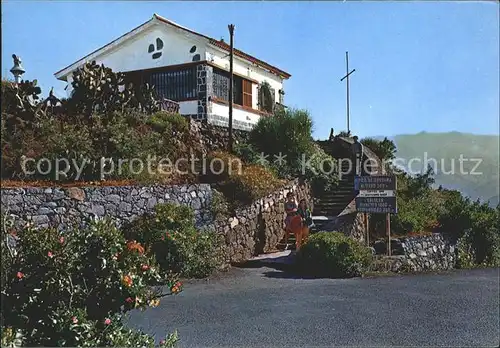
[2,1,499,139]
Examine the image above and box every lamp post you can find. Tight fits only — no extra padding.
[228,24,235,153]
[10,54,25,84]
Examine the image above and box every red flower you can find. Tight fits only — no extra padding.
[72,316,78,324]
[125,297,134,303]
[126,240,145,254]
[141,264,149,271]
[166,232,171,238]
[104,318,111,325]
[48,251,54,258]
[59,236,65,244]
[161,236,165,241]
[16,272,24,279]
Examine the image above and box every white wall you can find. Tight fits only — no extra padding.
[63,23,207,96]
[179,100,198,115]
[210,101,262,130]
[206,47,284,109]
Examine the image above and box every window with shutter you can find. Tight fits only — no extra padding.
[242,80,252,108]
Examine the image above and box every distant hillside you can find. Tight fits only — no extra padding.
[371,132,499,207]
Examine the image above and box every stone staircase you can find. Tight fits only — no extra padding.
[311,139,357,232]
[275,139,357,249]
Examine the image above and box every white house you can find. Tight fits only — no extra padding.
[54,14,291,131]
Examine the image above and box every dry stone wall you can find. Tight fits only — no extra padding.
[371,233,457,272]
[1,180,312,265]
[209,180,312,263]
[0,185,213,230]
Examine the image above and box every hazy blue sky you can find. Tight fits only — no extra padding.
[2,1,498,139]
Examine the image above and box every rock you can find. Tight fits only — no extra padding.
[147,197,157,209]
[66,187,85,201]
[409,253,417,259]
[90,204,105,216]
[105,194,122,204]
[37,207,52,215]
[118,202,132,212]
[54,207,66,214]
[31,215,49,225]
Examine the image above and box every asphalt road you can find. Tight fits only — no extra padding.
[127,267,500,347]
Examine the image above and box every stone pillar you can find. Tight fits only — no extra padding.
[196,64,213,120]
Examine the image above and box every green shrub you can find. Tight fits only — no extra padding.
[210,189,231,221]
[248,108,338,190]
[438,190,500,267]
[202,151,244,183]
[1,217,180,347]
[221,164,285,205]
[123,203,224,278]
[303,146,339,192]
[250,108,314,160]
[233,142,259,164]
[147,111,188,135]
[297,232,372,278]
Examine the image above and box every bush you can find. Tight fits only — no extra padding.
[1,216,180,347]
[201,152,283,206]
[303,146,339,192]
[123,204,224,278]
[438,191,500,267]
[147,111,188,135]
[297,232,372,278]
[1,63,201,184]
[233,142,260,164]
[248,108,338,190]
[210,189,231,221]
[222,165,285,205]
[202,151,244,183]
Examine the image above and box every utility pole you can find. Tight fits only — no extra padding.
[340,51,355,134]
[228,24,235,153]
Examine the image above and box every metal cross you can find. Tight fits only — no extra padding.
[340,51,355,134]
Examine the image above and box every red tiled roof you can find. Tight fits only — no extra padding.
[208,39,291,79]
[153,14,291,79]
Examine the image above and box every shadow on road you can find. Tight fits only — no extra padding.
[262,269,320,280]
[234,257,329,280]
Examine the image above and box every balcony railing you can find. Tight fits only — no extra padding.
[160,98,180,114]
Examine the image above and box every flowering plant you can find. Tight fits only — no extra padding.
[1,216,179,347]
[123,203,224,278]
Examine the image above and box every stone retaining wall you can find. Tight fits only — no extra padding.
[210,180,312,263]
[0,185,213,230]
[371,233,457,272]
[1,180,312,265]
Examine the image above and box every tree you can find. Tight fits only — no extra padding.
[360,137,396,162]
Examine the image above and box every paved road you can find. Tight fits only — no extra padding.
[127,267,500,347]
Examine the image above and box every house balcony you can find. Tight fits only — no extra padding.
[160,97,180,113]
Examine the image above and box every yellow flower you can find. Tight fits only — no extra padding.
[149,298,160,307]
[122,275,133,287]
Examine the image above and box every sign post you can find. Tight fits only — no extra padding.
[386,213,391,256]
[355,175,397,256]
